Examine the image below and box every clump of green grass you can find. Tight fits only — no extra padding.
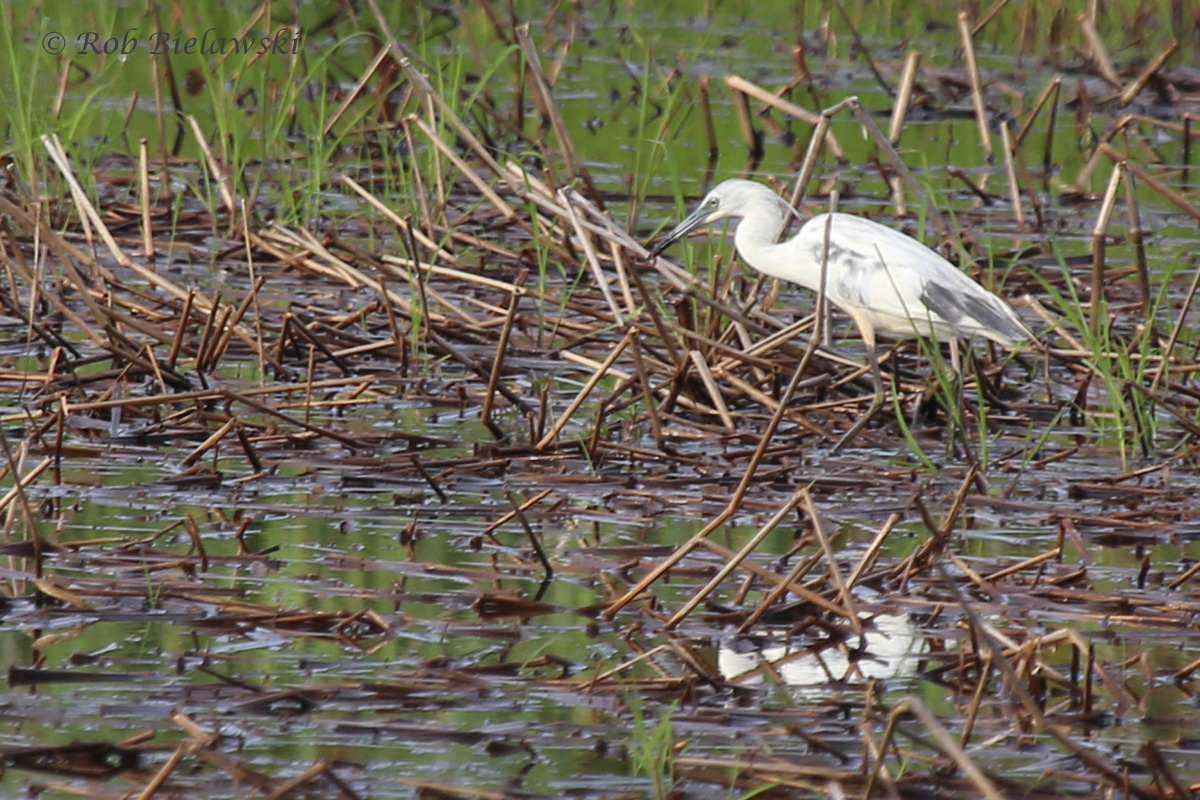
[626,692,681,800]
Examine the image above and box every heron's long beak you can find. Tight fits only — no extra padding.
[647,206,712,258]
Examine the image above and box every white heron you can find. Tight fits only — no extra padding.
[649,179,1033,449]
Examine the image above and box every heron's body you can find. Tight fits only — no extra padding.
[750,211,1029,346]
[650,179,1033,447]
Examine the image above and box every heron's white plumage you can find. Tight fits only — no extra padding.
[661,179,1031,348]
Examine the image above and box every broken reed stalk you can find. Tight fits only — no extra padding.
[409,455,448,503]
[958,652,993,747]
[696,536,859,621]
[699,76,718,161]
[0,197,188,387]
[562,187,638,310]
[185,115,237,216]
[787,95,857,212]
[372,5,525,199]
[181,515,209,572]
[844,511,900,589]
[1185,114,1193,186]
[686,350,736,432]
[1097,142,1200,222]
[605,239,637,316]
[957,11,993,160]
[1014,75,1062,147]
[0,456,51,520]
[138,138,153,262]
[376,278,408,371]
[235,424,264,475]
[482,488,553,539]
[180,418,238,467]
[261,761,337,800]
[845,98,950,237]
[1143,742,1191,800]
[481,270,528,432]
[858,696,901,797]
[664,487,809,627]
[514,22,603,206]
[1090,165,1123,336]
[303,345,318,425]
[1079,13,1120,88]
[785,101,845,348]
[207,276,265,372]
[421,93,448,220]
[1043,79,1062,183]
[724,74,846,159]
[41,134,230,326]
[1118,39,1178,106]
[324,46,391,136]
[628,337,666,447]
[887,50,921,144]
[381,253,524,297]
[811,200,838,406]
[559,188,624,322]
[167,289,194,369]
[970,0,1010,35]
[136,742,194,800]
[729,81,761,158]
[238,199,267,387]
[828,0,893,98]
[399,117,434,231]
[223,389,363,450]
[999,121,1025,230]
[505,490,553,580]
[1010,131,1045,228]
[804,489,863,634]
[1148,256,1200,394]
[1121,168,1150,319]
[535,328,635,450]
[866,696,1006,800]
[408,117,516,220]
[194,301,229,374]
[982,547,1062,583]
[735,549,824,633]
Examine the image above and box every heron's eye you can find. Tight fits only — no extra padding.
[705,197,719,208]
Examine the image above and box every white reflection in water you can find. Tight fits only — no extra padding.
[719,613,920,687]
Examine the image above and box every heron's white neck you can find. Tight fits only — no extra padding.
[732,200,810,288]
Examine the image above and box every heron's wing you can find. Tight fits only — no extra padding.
[800,214,1029,344]
[919,276,1030,345]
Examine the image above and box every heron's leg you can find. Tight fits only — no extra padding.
[832,323,884,452]
[945,339,963,454]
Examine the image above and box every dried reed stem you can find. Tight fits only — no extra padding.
[958,11,993,160]
[514,23,602,205]
[999,121,1025,230]
[1090,165,1123,335]
[1098,142,1200,222]
[1079,13,1120,87]
[185,115,237,215]
[138,138,154,262]
[1119,39,1179,105]
[536,329,634,450]
[888,51,922,144]
[725,74,845,158]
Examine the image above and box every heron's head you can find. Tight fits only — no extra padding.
[648,179,789,257]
